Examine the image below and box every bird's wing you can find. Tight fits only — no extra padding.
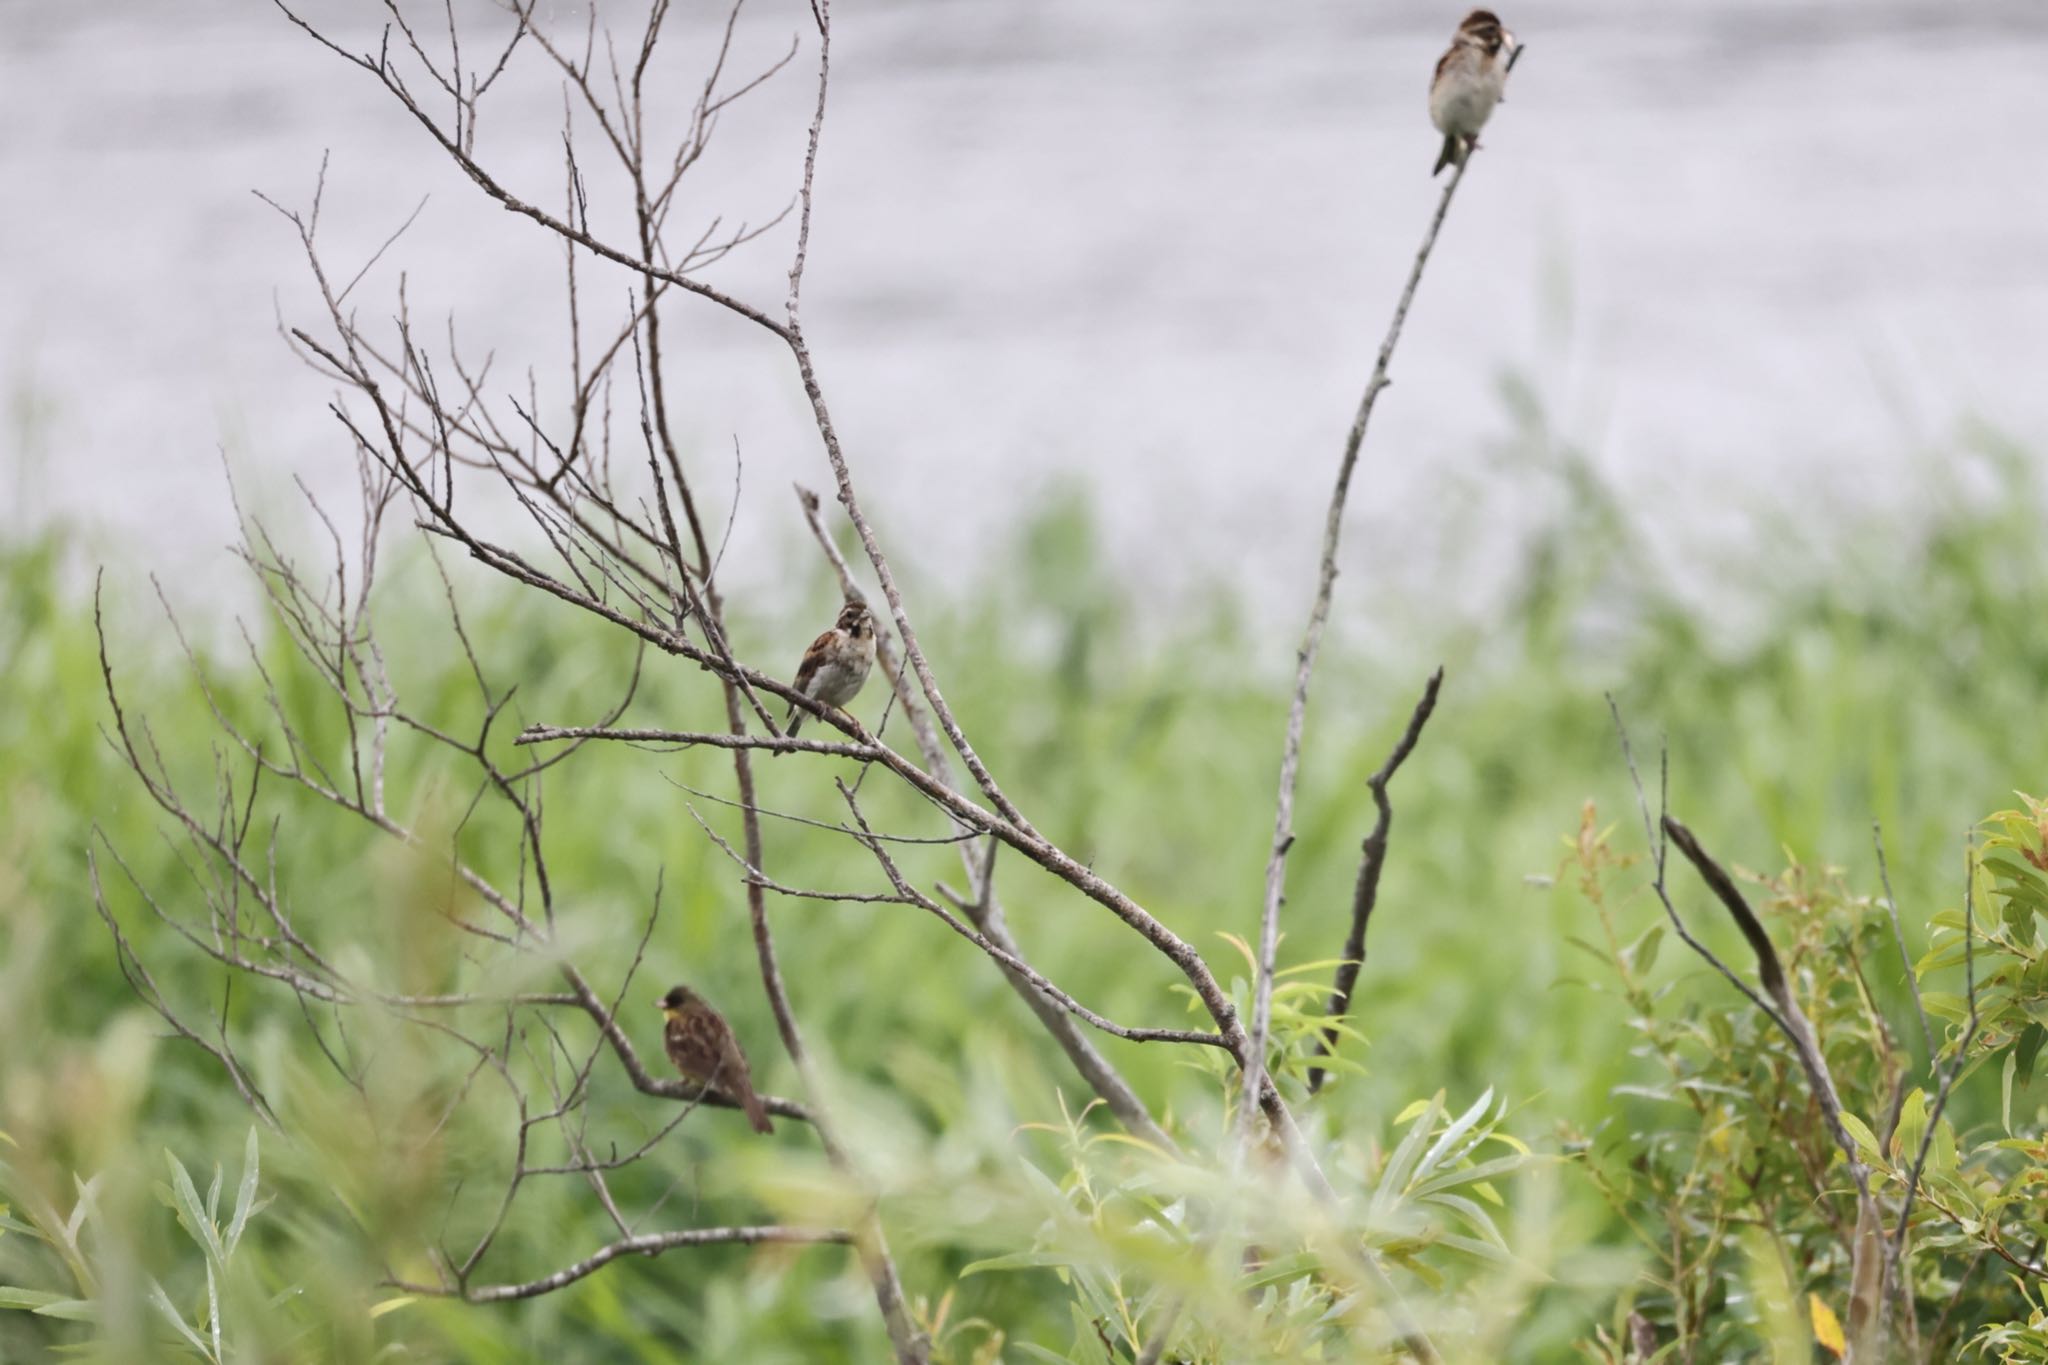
[792,628,836,694]
[671,1010,733,1082]
[716,1027,754,1091]
[664,1014,701,1076]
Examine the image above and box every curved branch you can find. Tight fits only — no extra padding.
[1243,156,1477,1144]
[1661,816,1886,1350]
[401,1225,854,1303]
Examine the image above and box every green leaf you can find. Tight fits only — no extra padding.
[0,1285,65,1312]
[64,1172,102,1246]
[2004,1050,2018,1135]
[1374,1093,1445,1215]
[1274,958,1363,979]
[1427,1231,1515,1264]
[165,1151,226,1268]
[1929,1117,1959,1178]
[1983,851,2048,897]
[1921,991,1969,1023]
[1839,1112,1883,1163]
[1420,1191,1509,1249]
[1631,923,1664,975]
[1413,1089,1495,1186]
[960,1250,1073,1277]
[1611,1084,1678,1104]
[1214,931,1256,975]
[1893,1089,1929,1166]
[1411,1153,1530,1199]
[148,1279,212,1361]
[205,1261,222,1362]
[225,1128,261,1259]
[1563,935,1611,965]
[2021,1022,2048,1088]
[1391,1097,1433,1126]
[1238,1252,1321,1291]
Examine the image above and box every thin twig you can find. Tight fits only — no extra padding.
[518,722,877,761]
[1885,836,1982,1325]
[1307,667,1444,1094]
[403,1225,853,1302]
[1242,153,1477,1149]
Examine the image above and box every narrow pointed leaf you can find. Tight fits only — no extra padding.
[225,1128,261,1259]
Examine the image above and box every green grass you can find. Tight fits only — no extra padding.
[2,413,2042,1361]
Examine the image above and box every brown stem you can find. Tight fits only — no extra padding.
[1307,667,1444,1094]
[1242,155,1475,1144]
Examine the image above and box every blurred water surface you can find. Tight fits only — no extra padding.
[4,0,2044,623]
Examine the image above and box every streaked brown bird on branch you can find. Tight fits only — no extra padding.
[782,599,876,741]
[659,984,773,1134]
[1429,9,1519,175]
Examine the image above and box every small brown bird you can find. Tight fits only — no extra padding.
[1429,9,1518,176]
[659,984,773,1134]
[783,599,876,740]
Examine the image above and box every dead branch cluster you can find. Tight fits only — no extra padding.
[83,2,1543,1360]
[85,4,1993,1361]
[81,7,2006,1365]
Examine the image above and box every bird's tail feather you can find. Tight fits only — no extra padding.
[742,1089,773,1135]
[1433,133,1461,176]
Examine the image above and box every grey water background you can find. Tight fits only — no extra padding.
[5,0,2045,635]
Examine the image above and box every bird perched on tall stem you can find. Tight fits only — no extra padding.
[783,599,876,742]
[1429,9,1518,176]
[659,984,773,1134]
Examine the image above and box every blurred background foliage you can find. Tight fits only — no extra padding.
[2,379,2043,1360]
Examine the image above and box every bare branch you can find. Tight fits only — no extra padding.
[1308,666,1443,1094]
[1886,835,1984,1326]
[1244,151,1480,1149]
[270,0,792,339]
[403,1225,854,1303]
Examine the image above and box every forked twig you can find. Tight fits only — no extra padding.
[1308,667,1444,1094]
[1607,699,1790,1036]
